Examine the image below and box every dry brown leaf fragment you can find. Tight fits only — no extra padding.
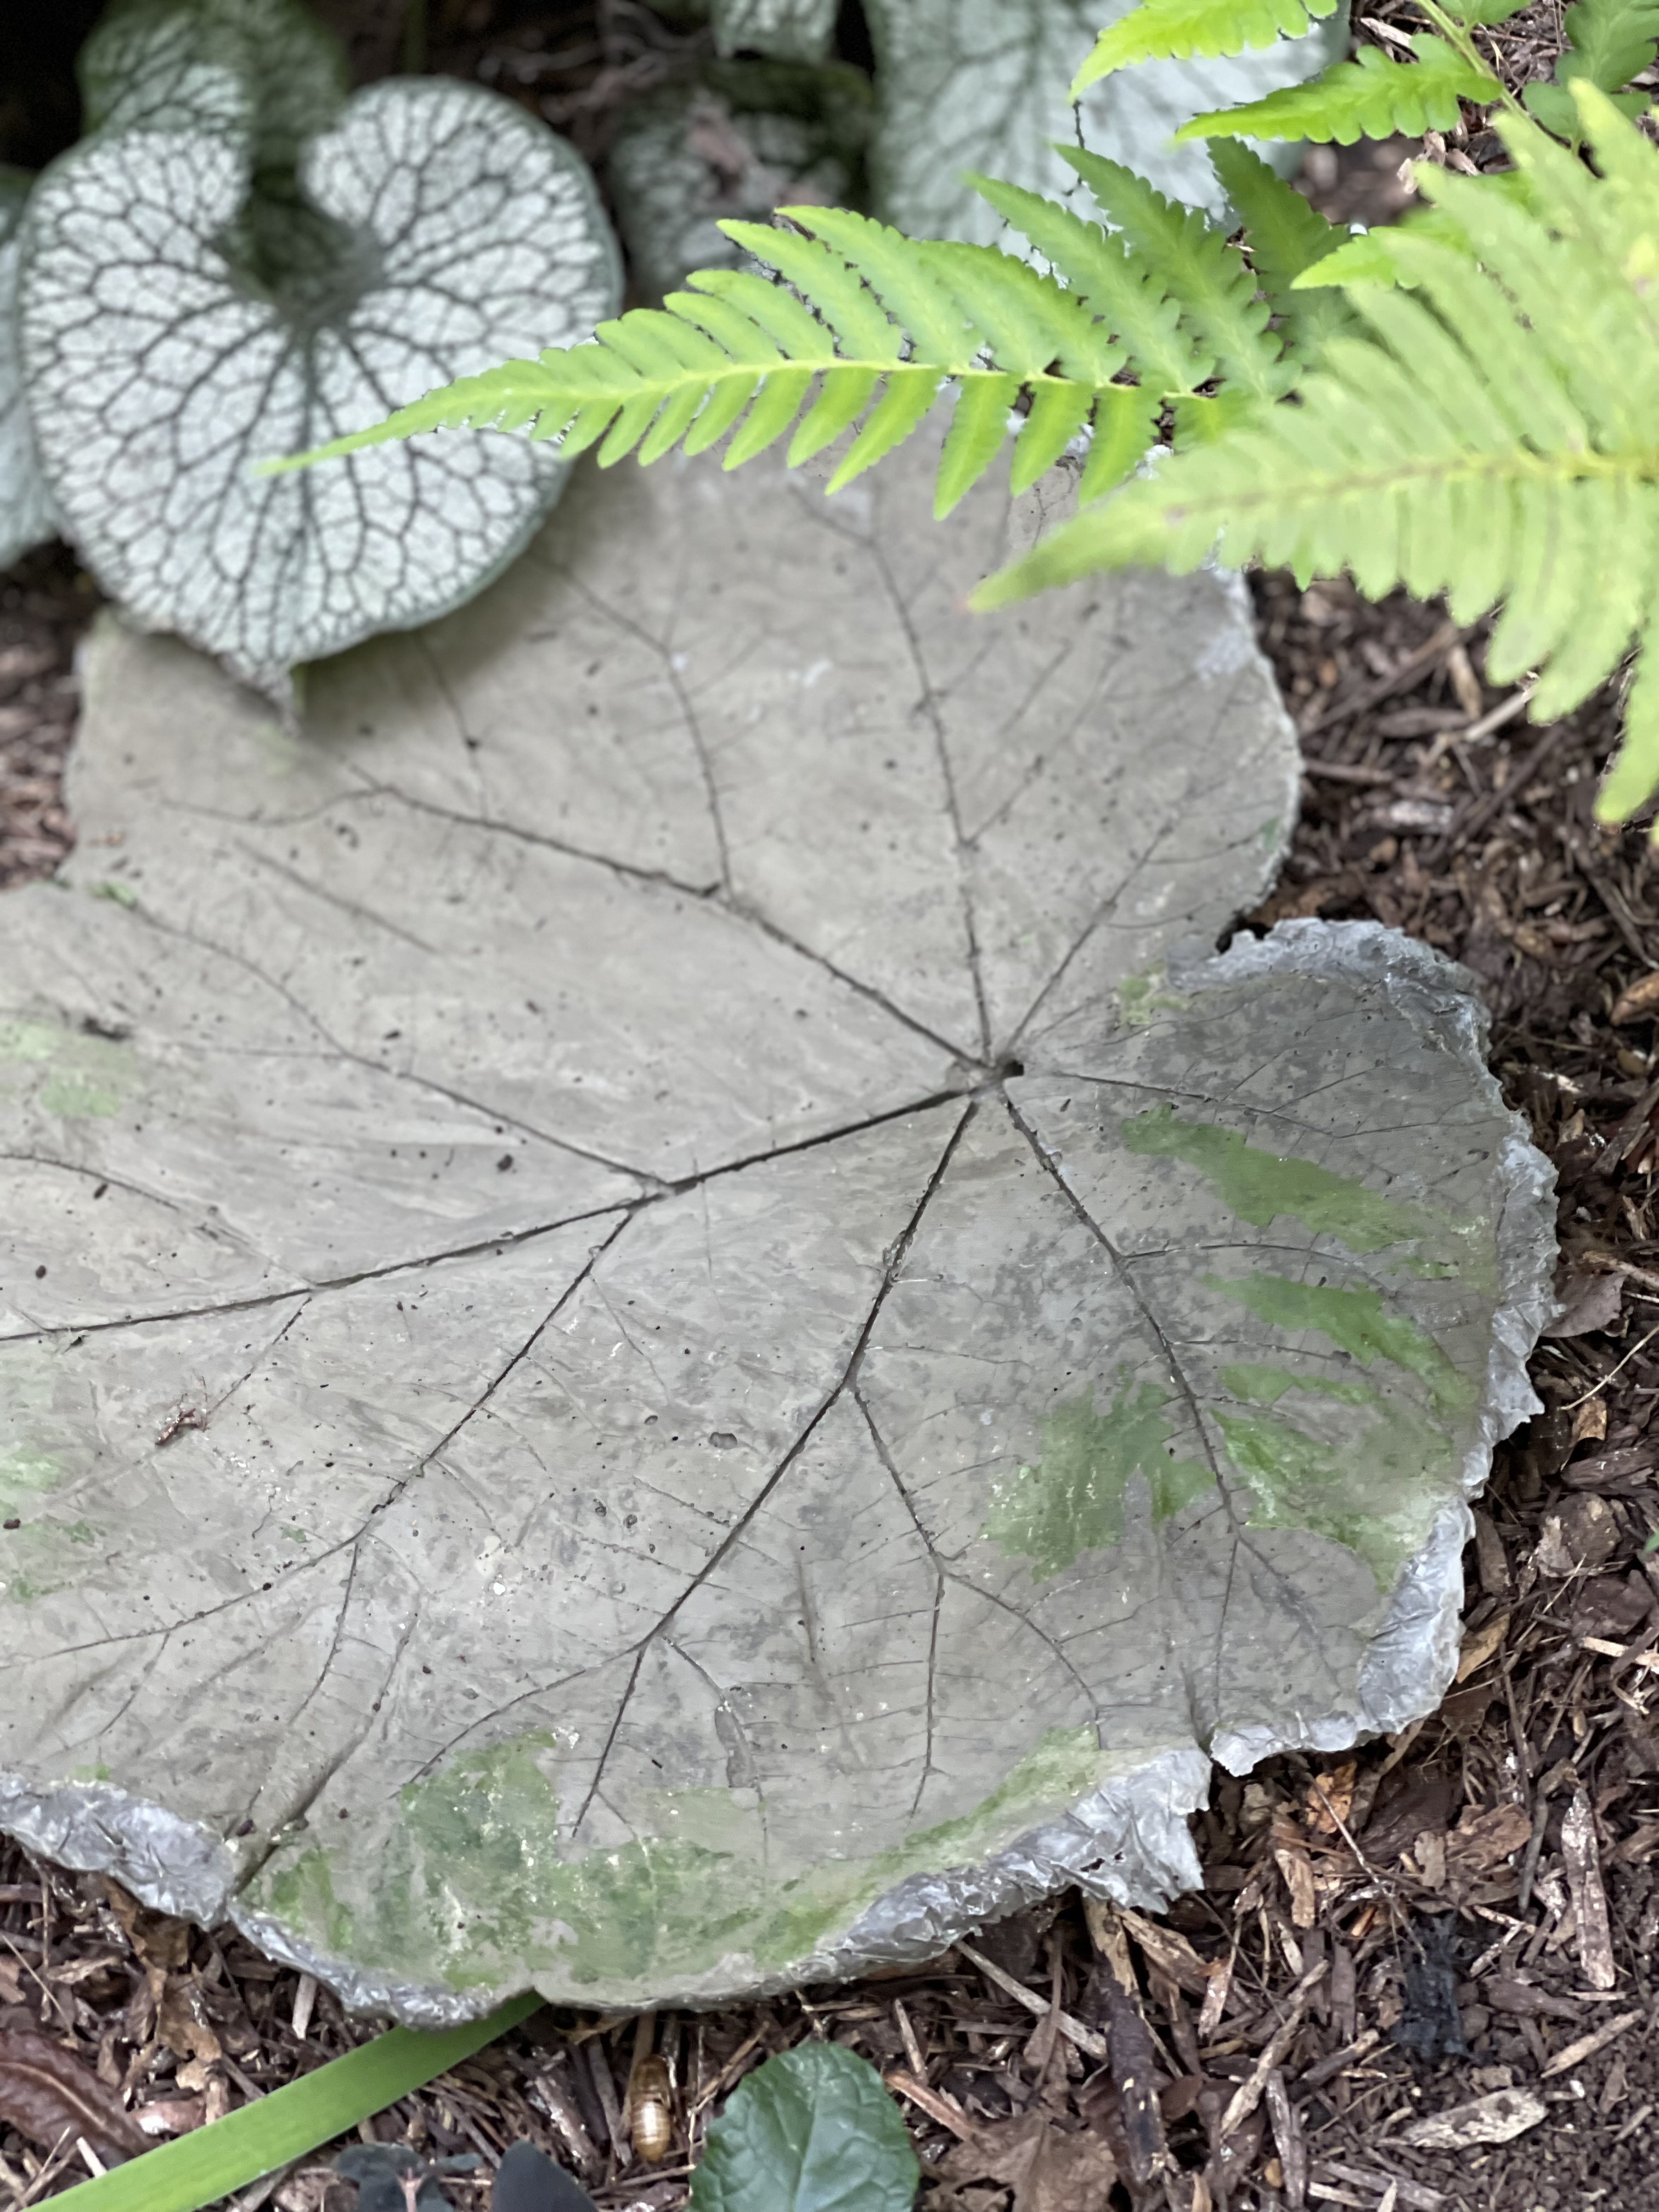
[939,2110,1119,2212]
[1612,973,1659,1024]
[1445,1801,1532,1876]
[1411,1830,1447,1889]
[1304,1762,1357,1835]
[1114,1908,1211,1999]
[156,1978,223,2067]
[1571,1396,1609,1446]
[100,1881,190,1974]
[1274,1839,1317,1928]
[0,2024,150,2162]
[133,2092,206,2136]
[1455,1612,1510,1683]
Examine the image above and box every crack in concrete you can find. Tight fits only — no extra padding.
[565,1101,976,1843]
[998,1091,1352,1748]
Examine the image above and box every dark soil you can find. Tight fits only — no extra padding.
[4,6,1657,2212]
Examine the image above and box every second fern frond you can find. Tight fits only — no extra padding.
[981,86,1659,831]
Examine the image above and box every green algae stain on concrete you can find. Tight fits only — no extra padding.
[1117,969,1190,1028]
[984,1380,1212,1577]
[247,1725,1137,2004]
[253,1735,764,1997]
[1214,1402,1452,1589]
[0,1446,58,1509]
[751,1724,1111,1967]
[0,1017,134,1119]
[1208,1273,1471,1412]
[1218,1362,1376,1409]
[1122,1104,1441,1254]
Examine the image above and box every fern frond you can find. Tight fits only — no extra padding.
[1070,0,1340,93]
[1176,35,1502,143]
[977,89,1659,827]
[269,163,1326,517]
[1061,148,1292,402]
[264,205,1142,517]
[1207,140,1354,356]
[1523,0,1659,135]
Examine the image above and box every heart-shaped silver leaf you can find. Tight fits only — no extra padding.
[78,0,348,165]
[865,0,1347,238]
[0,171,55,570]
[0,439,1553,2021]
[19,76,619,697]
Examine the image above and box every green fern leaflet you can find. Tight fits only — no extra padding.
[981,87,1659,833]
[1177,34,1501,142]
[1069,0,1340,92]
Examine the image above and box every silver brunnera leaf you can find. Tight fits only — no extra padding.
[20,20,620,698]
[0,171,56,571]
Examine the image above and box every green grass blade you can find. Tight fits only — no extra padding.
[44,1995,542,2212]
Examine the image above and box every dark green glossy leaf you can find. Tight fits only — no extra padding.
[688,2045,918,2212]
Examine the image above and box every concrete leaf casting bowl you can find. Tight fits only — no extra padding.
[0,439,1555,2021]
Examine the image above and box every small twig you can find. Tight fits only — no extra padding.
[1309,1778,1386,1883]
[955,1939,1109,2061]
[1297,2027,1381,2090]
[883,2068,976,2140]
[689,2028,764,2117]
[1579,1251,1659,1296]
[1560,1321,1659,1409]
[1458,682,1537,747]
[1540,2008,1644,2077]
[1217,1964,1328,2140]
